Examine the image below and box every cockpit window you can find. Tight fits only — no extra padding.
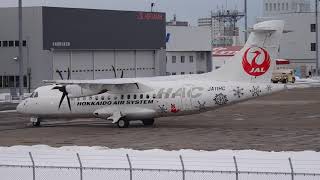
[30,92,35,98]
[34,92,39,98]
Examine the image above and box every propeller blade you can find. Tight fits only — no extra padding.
[120,70,124,78]
[111,65,117,78]
[52,86,71,111]
[67,68,71,80]
[66,95,72,111]
[58,93,66,109]
[56,70,64,80]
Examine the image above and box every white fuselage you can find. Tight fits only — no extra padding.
[17,20,287,127]
[17,78,285,120]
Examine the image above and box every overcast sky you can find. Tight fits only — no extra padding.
[1,0,262,26]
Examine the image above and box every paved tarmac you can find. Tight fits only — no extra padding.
[0,87,319,151]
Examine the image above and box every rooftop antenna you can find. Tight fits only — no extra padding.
[151,2,155,12]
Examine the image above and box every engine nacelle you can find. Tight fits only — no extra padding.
[66,85,106,98]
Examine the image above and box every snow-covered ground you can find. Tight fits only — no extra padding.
[0,145,319,180]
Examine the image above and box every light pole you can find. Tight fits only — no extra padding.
[211,10,214,48]
[316,0,319,76]
[244,0,248,43]
[18,0,24,96]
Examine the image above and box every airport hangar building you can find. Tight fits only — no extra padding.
[0,7,166,93]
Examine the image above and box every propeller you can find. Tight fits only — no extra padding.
[111,65,124,78]
[52,85,72,111]
[56,68,71,80]
[53,68,72,111]
[120,69,124,78]
[111,65,117,78]
[67,67,70,80]
[56,70,64,80]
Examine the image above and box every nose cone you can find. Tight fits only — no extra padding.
[16,101,25,113]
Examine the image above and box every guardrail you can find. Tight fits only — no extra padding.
[0,152,319,180]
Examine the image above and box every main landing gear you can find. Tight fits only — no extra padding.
[116,118,155,128]
[117,118,130,128]
[30,117,41,127]
[142,119,155,126]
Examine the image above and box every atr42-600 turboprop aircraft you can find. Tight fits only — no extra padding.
[17,20,287,128]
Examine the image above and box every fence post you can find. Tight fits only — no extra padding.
[29,152,35,180]
[76,153,83,180]
[126,154,132,180]
[288,157,294,180]
[233,156,239,180]
[179,155,185,180]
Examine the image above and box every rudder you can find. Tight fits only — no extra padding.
[204,20,285,83]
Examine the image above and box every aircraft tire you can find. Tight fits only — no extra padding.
[142,119,155,126]
[32,121,40,127]
[117,119,129,128]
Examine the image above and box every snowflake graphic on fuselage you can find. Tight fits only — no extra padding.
[233,87,244,98]
[250,86,262,97]
[158,105,167,113]
[266,85,272,92]
[213,93,228,105]
[195,101,206,111]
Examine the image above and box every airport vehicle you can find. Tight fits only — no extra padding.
[271,69,296,83]
[17,20,286,128]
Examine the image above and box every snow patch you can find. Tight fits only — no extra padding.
[0,146,319,180]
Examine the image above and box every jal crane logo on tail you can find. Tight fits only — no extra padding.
[242,47,271,77]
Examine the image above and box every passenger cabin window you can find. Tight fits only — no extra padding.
[133,94,137,99]
[127,95,131,99]
[140,94,143,99]
[146,94,150,99]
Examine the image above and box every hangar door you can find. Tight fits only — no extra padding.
[53,51,94,80]
[52,51,71,80]
[52,50,156,80]
[136,51,155,77]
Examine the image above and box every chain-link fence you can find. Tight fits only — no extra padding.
[0,151,319,180]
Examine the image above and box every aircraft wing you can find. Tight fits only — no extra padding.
[43,79,153,94]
